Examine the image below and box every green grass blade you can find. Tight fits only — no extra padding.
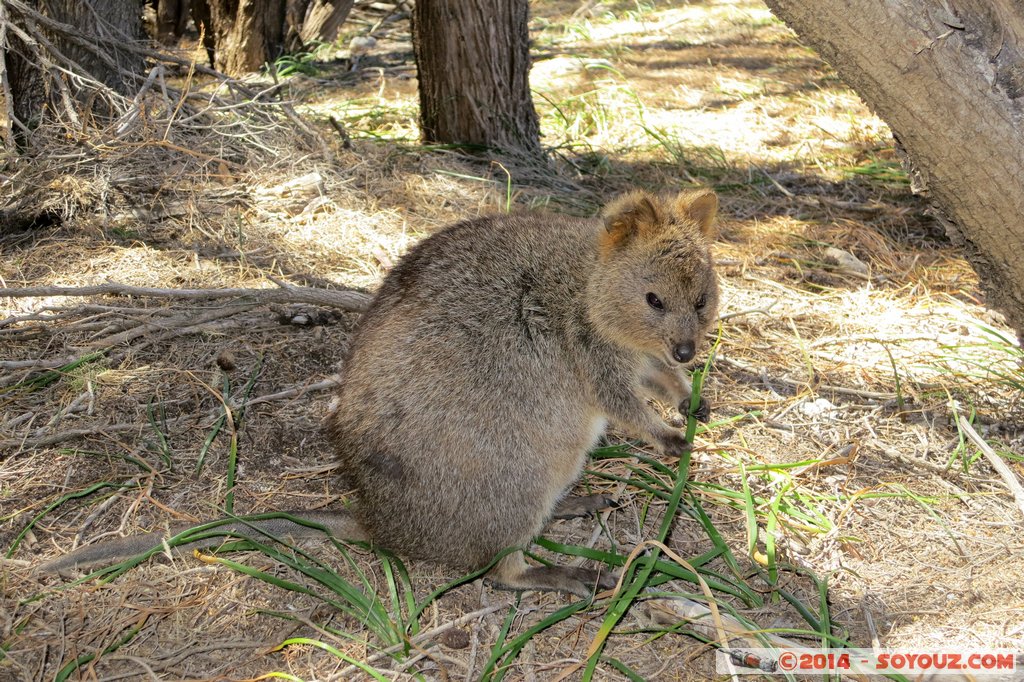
[740,463,757,557]
[146,398,173,470]
[601,655,648,681]
[195,412,226,474]
[491,599,592,681]
[272,637,389,681]
[479,596,520,681]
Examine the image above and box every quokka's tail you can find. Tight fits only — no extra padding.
[39,509,369,577]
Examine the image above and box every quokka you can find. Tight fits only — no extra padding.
[43,188,720,597]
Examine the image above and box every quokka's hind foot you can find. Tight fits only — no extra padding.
[488,552,618,598]
[551,494,619,520]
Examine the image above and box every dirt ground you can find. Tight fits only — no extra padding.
[2,0,1023,680]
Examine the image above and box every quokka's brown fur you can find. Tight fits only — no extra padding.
[42,189,720,597]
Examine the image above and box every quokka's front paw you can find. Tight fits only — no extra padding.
[679,396,712,423]
[656,430,692,457]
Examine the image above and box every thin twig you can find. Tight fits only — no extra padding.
[717,299,778,321]
[0,423,150,452]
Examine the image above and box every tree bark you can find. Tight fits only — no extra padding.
[762,0,1024,333]
[152,0,192,44]
[202,0,287,74]
[288,0,353,48]
[412,0,543,159]
[195,0,353,75]
[4,0,145,134]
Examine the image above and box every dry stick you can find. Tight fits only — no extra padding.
[0,368,343,452]
[86,302,260,350]
[715,355,896,401]
[866,437,952,476]
[956,414,1024,522]
[0,423,150,452]
[73,475,143,548]
[717,300,778,322]
[330,604,507,681]
[0,358,73,370]
[241,375,342,408]
[0,306,260,388]
[116,64,164,136]
[7,11,111,123]
[0,303,161,330]
[0,280,372,313]
[5,0,146,82]
[640,594,806,651]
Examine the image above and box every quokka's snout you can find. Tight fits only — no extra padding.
[671,339,696,363]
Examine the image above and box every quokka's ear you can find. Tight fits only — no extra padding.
[673,189,718,239]
[599,191,665,257]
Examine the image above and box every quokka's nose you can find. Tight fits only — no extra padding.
[672,340,695,363]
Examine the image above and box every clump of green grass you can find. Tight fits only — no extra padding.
[844,158,910,186]
[1,351,108,394]
[643,124,733,181]
[265,41,329,78]
[479,350,850,680]
[944,325,1024,392]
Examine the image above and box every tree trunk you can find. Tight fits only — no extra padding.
[152,0,192,44]
[203,0,287,74]
[196,0,353,75]
[4,0,144,135]
[289,0,353,48]
[762,0,1024,334]
[412,0,543,159]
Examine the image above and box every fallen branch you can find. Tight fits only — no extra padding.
[0,279,372,313]
[956,414,1024,522]
[0,423,152,453]
[85,302,259,350]
[241,375,342,408]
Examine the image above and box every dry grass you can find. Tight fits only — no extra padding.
[2,0,1023,680]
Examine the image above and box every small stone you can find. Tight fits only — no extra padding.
[823,246,869,276]
[216,350,236,372]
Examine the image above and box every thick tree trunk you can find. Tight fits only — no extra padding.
[152,0,192,44]
[195,0,353,75]
[5,0,144,134]
[412,0,543,158]
[203,0,287,75]
[762,0,1024,333]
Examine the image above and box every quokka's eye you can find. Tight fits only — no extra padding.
[696,294,707,310]
[646,292,664,310]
